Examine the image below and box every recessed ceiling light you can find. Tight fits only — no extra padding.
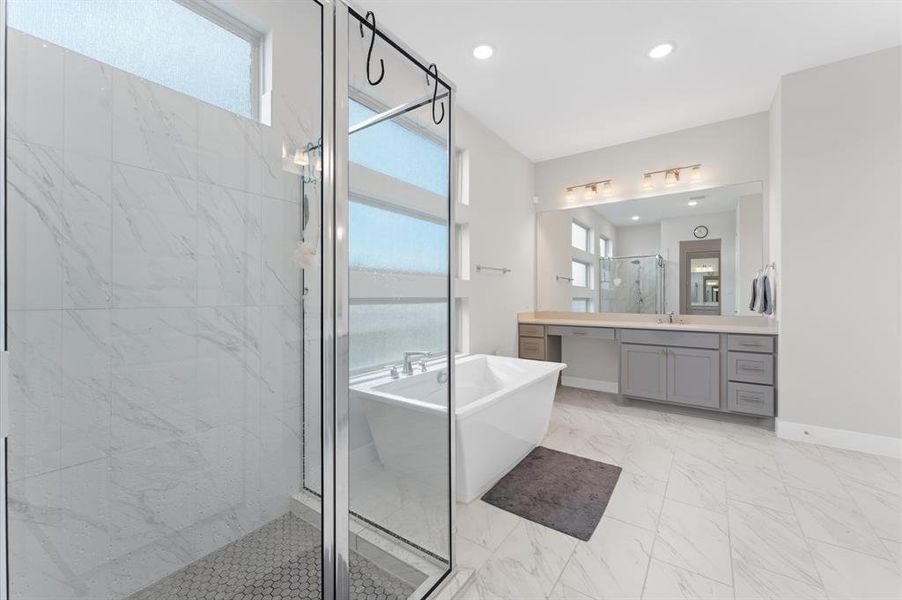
[631,215,640,221]
[648,42,675,59]
[688,200,698,206]
[473,44,494,60]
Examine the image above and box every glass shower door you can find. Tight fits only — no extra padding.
[337,7,454,598]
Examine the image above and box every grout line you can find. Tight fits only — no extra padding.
[638,436,675,599]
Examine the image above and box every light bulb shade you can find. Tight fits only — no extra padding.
[691,165,702,182]
[601,181,613,197]
[642,174,654,191]
[584,185,597,200]
[294,148,309,166]
[665,170,679,186]
[565,189,575,202]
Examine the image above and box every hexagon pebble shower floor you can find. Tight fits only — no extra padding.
[128,513,415,600]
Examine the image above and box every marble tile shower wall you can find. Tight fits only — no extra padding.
[5,29,309,599]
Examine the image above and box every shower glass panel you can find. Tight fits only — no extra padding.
[344,7,453,597]
[599,255,665,314]
[3,0,323,598]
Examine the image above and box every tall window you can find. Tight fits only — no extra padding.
[571,298,591,312]
[599,235,611,258]
[571,221,590,252]
[571,260,589,288]
[7,0,262,118]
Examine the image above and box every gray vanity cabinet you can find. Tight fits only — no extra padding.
[667,347,720,408]
[620,344,668,401]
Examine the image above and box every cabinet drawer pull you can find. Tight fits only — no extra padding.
[573,331,587,335]
[740,364,764,371]
[737,392,764,403]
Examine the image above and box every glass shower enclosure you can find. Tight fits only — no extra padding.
[0,1,455,599]
[599,255,665,314]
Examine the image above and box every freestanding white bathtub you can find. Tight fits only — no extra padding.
[353,354,566,503]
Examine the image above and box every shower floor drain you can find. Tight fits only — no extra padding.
[128,513,415,600]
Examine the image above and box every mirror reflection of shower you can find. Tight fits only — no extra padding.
[600,254,665,314]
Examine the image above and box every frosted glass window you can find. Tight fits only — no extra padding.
[349,100,448,195]
[599,236,611,258]
[572,260,589,288]
[571,298,590,312]
[350,200,448,275]
[571,221,589,252]
[350,302,447,371]
[7,0,259,117]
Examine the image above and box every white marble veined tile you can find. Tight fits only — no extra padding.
[260,304,303,414]
[641,558,733,600]
[547,581,598,600]
[724,461,793,513]
[618,438,674,482]
[260,121,304,203]
[197,183,263,307]
[111,164,197,307]
[110,308,197,452]
[652,499,732,585]
[809,539,902,600]
[456,535,493,572]
[577,429,634,466]
[666,450,727,512]
[455,500,519,552]
[732,561,827,600]
[788,484,890,559]
[61,152,113,308]
[602,471,666,532]
[839,475,902,543]
[817,446,897,487]
[112,69,197,178]
[543,422,592,455]
[6,30,65,149]
[197,101,264,194]
[261,197,302,305]
[475,520,576,600]
[558,517,654,600]
[6,140,65,310]
[458,575,508,600]
[777,447,847,495]
[64,47,113,159]
[61,309,111,468]
[196,306,262,432]
[728,499,821,586]
[6,310,63,481]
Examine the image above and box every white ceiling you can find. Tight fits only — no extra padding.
[592,181,762,227]
[356,0,901,162]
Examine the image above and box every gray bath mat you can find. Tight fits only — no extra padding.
[481,446,622,541]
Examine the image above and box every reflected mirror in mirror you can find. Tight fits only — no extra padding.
[536,181,764,315]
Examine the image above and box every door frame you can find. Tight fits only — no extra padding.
[679,239,722,315]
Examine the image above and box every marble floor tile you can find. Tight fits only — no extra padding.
[727,499,821,586]
[666,450,727,512]
[641,558,732,600]
[732,561,827,600]
[809,539,902,600]
[618,439,674,482]
[841,474,902,543]
[724,461,793,513]
[455,501,520,552]
[474,521,576,600]
[547,581,597,600]
[788,484,890,558]
[652,499,732,585]
[557,517,654,600]
[602,471,666,532]
[455,536,493,572]
[543,423,592,455]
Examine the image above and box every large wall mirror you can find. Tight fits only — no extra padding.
[536,181,765,315]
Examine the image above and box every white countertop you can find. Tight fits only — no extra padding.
[519,312,778,335]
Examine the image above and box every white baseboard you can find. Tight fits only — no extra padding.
[776,419,902,459]
[560,376,619,394]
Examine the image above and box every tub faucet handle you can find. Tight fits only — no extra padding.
[418,360,428,373]
[389,364,400,379]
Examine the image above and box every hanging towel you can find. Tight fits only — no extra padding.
[753,272,766,313]
[749,276,758,311]
[763,271,775,315]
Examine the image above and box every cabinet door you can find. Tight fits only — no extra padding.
[620,344,667,401]
[667,347,720,408]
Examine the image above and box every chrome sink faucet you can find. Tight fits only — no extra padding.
[402,351,432,376]
[668,311,675,324]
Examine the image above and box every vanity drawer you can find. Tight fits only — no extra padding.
[728,352,774,385]
[620,329,719,350]
[728,335,774,354]
[518,324,546,338]
[547,326,616,340]
[519,337,546,360]
[728,382,775,417]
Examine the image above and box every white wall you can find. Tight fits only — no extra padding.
[615,224,660,257]
[777,46,902,448]
[457,109,536,357]
[535,112,769,212]
[736,194,764,315]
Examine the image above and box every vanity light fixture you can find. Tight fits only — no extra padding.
[473,44,494,60]
[688,200,698,206]
[631,215,640,221]
[565,178,613,202]
[642,163,702,190]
